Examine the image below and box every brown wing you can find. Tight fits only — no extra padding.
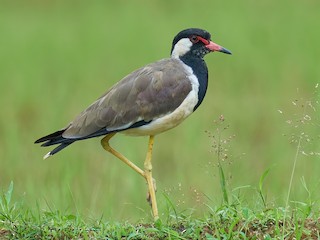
[62,58,192,139]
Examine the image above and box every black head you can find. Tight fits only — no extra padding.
[170,28,231,59]
[172,28,211,48]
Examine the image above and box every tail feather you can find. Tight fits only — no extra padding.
[40,137,70,147]
[43,142,74,159]
[35,129,75,158]
[35,130,66,144]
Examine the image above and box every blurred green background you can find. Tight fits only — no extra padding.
[0,0,319,221]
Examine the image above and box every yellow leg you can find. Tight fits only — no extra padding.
[144,135,159,221]
[100,133,159,221]
[101,133,144,177]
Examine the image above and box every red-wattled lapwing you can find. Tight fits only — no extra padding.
[35,28,231,221]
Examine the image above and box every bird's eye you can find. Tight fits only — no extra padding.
[190,35,199,43]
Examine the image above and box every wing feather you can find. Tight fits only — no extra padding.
[62,58,192,139]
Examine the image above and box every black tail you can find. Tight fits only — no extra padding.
[35,130,66,144]
[34,120,149,158]
[35,129,75,159]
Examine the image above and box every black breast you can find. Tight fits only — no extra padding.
[179,56,209,111]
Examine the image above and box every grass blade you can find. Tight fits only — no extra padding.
[218,163,228,205]
[258,167,271,208]
[5,181,14,207]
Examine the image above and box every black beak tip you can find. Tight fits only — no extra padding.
[221,47,232,55]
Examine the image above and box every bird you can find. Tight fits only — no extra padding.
[35,28,231,221]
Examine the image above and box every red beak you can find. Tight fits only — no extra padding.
[205,41,232,54]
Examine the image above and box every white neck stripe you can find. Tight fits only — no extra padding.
[171,38,192,59]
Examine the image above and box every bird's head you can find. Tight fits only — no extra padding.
[170,28,231,59]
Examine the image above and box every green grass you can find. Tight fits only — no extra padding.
[0,0,320,237]
[1,182,319,239]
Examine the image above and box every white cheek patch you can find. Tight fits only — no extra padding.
[171,38,192,59]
